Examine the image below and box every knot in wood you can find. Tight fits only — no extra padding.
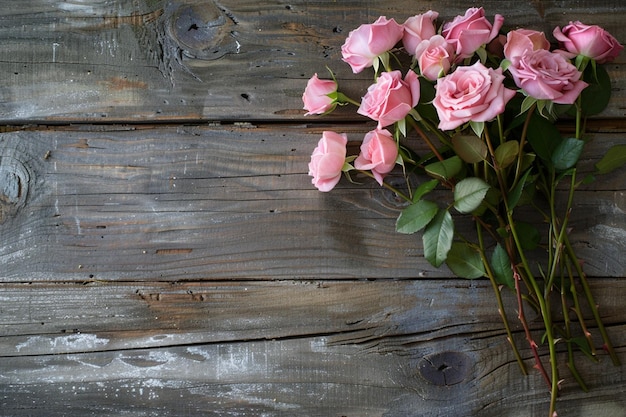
[418,351,471,386]
[375,173,415,209]
[165,1,238,60]
[0,156,30,223]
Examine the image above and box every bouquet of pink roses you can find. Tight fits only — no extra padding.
[303,7,624,417]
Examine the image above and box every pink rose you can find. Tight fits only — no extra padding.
[308,131,348,192]
[302,74,338,115]
[553,21,623,64]
[354,129,398,185]
[507,49,588,104]
[341,16,404,73]
[504,29,550,60]
[414,35,455,81]
[357,70,420,128]
[402,11,439,56]
[433,62,516,131]
[442,7,504,61]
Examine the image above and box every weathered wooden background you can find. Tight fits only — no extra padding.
[0,1,624,416]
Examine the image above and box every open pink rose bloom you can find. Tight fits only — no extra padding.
[433,62,516,130]
[553,21,623,63]
[357,70,420,128]
[354,129,398,185]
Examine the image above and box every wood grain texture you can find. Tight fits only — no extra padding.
[0,280,624,416]
[1,1,625,416]
[0,125,623,282]
[0,0,624,122]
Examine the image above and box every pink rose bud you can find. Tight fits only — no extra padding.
[507,49,588,104]
[302,73,338,115]
[442,7,504,61]
[308,131,348,192]
[414,35,456,81]
[553,21,623,63]
[402,11,439,56]
[357,70,420,129]
[504,29,550,60]
[433,62,516,131]
[341,16,404,73]
[354,129,398,185]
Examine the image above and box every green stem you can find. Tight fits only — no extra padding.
[513,266,552,388]
[336,92,361,107]
[475,220,527,375]
[568,86,620,365]
[485,125,559,415]
[550,170,596,358]
[546,167,571,292]
[496,114,505,146]
[504,169,559,411]
[511,103,536,191]
[416,116,453,149]
[563,236,621,366]
[507,213,560,417]
[566,260,596,362]
[575,96,582,141]
[561,267,590,392]
[407,117,445,162]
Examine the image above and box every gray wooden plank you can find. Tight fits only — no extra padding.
[0,0,624,122]
[0,279,624,417]
[0,125,624,282]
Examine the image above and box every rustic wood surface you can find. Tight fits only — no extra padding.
[0,1,625,416]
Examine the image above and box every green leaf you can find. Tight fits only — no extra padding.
[536,99,556,119]
[398,144,419,165]
[500,58,511,72]
[595,144,626,175]
[425,156,463,181]
[412,179,439,202]
[452,134,487,163]
[519,152,536,173]
[507,169,532,210]
[495,141,519,170]
[454,178,490,214]
[526,113,562,163]
[520,95,537,115]
[372,56,380,74]
[423,209,454,267]
[551,137,585,171]
[575,54,590,72]
[469,121,485,137]
[397,117,407,137]
[446,242,486,279]
[472,186,500,217]
[496,227,509,239]
[516,222,541,250]
[476,46,487,64]
[580,64,612,116]
[490,244,514,289]
[396,199,439,234]
[408,108,421,122]
[416,80,438,122]
[341,161,355,172]
[570,336,593,357]
[582,174,596,184]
